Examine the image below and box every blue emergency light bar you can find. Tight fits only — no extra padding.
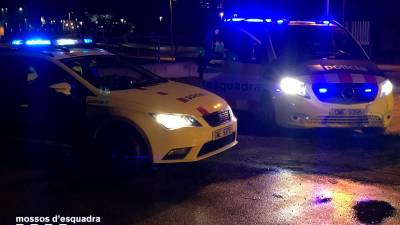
[224,18,332,26]
[231,18,245,22]
[26,39,52,46]
[56,38,80,46]
[245,18,264,23]
[11,40,24,45]
[11,37,94,47]
[277,19,285,24]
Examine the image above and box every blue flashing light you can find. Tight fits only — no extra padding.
[232,18,245,22]
[25,39,51,46]
[323,20,330,25]
[56,38,79,46]
[83,38,93,44]
[245,18,264,23]
[265,19,272,23]
[365,88,372,93]
[12,40,24,45]
[277,19,284,24]
[318,88,328,93]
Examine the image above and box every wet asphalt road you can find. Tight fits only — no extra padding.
[1,76,400,225]
[1,115,400,225]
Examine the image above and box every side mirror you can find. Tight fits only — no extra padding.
[49,82,72,96]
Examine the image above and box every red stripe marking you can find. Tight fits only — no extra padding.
[197,106,209,115]
[339,73,353,83]
[156,91,168,95]
[177,97,189,103]
[364,74,377,84]
[311,74,326,83]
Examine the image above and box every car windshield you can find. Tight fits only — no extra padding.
[270,25,368,62]
[61,55,167,91]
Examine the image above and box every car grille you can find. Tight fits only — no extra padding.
[198,133,236,157]
[203,109,231,127]
[309,115,382,126]
[312,83,378,104]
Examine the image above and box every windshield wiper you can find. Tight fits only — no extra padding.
[326,49,352,59]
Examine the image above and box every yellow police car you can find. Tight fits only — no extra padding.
[0,38,237,163]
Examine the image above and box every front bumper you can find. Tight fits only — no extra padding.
[142,114,238,163]
[273,92,394,129]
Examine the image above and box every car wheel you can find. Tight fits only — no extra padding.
[91,124,151,169]
[260,92,277,127]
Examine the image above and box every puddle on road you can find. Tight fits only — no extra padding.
[354,200,396,224]
[314,196,332,204]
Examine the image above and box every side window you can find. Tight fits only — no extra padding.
[23,57,92,97]
[23,57,68,86]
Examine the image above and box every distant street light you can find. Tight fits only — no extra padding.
[219,12,224,20]
[159,16,163,23]
[18,7,23,12]
[169,0,175,57]
[68,11,73,21]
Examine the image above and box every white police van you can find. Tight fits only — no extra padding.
[203,19,394,133]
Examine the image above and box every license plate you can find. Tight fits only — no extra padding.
[213,125,233,140]
[330,109,366,116]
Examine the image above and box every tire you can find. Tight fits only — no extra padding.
[260,92,277,127]
[79,124,151,170]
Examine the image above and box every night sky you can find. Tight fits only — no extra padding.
[2,0,400,33]
[2,0,398,19]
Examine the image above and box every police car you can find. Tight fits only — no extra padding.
[203,19,394,133]
[0,37,237,163]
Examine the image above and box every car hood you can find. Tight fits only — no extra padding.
[109,81,229,116]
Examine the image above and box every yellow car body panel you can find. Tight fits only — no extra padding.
[87,80,238,163]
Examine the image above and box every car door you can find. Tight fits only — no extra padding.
[204,26,268,111]
[18,56,90,143]
[0,55,28,138]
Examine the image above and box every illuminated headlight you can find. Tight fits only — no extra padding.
[380,80,393,97]
[153,113,201,130]
[279,77,308,97]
